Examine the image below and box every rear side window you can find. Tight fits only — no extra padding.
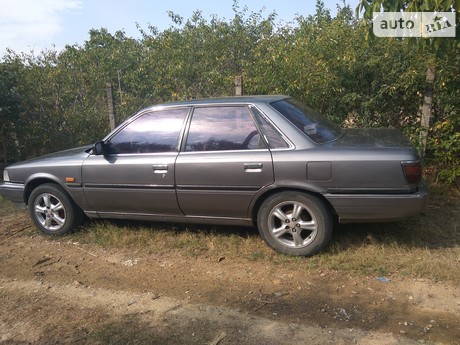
[185,106,266,151]
[107,108,188,154]
[250,106,290,149]
[270,99,343,144]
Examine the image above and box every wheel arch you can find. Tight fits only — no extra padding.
[250,187,337,226]
[24,176,66,205]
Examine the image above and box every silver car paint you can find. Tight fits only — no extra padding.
[0,95,427,226]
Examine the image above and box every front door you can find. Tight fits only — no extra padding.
[82,107,189,216]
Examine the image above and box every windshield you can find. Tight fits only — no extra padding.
[270,99,343,144]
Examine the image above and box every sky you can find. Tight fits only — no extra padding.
[0,0,358,54]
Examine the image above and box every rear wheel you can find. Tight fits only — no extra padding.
[257,192,332,256]
[28,183,83,235]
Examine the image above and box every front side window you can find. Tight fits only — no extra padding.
[270,99,343,144]
[185,106,266,152]
[107,108,188,154]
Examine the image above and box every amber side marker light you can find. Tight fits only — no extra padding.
[65,177,76,183]
[401,161,422,185]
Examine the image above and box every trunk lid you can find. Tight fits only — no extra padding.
[332,128,414,148]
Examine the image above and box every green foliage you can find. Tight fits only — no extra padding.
[0,61,22,162]
[356,0,460,42]
[427,48,460,183]
[357,0,460,183]
[0,0,459,184]
[429,118,460,183]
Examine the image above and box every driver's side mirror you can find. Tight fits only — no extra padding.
[92,141,107,156]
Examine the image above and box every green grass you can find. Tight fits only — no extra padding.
[2,183,459,284]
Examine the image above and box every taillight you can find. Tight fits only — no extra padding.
[401,161,422,185]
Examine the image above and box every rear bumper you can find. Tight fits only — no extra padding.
[0,182,25,204]
[325,183,428,223]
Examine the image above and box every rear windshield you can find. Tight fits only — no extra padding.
[270,99,343,144]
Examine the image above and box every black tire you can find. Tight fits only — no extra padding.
[257,192,332,256]
[28,183,83,236]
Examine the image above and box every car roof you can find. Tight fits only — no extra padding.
[149,95,290,108]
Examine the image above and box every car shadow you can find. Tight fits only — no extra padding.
[79,217,260,239]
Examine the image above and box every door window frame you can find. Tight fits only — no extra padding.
[103,107,191,156]
[180,105,270,153]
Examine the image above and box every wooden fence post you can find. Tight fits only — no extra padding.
[235,76,243,96]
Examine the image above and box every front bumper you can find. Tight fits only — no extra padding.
[0,182,25,204]
[325,183,429,223]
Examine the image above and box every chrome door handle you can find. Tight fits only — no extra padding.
[152,165,168,174]
[244,163,263,172]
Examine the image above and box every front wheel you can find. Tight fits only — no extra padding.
[28,183,83,235]
[257,192,332,256]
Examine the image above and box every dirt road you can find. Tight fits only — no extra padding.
[1,213,459,344]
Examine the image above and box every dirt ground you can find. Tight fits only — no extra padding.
[0,213,459,345]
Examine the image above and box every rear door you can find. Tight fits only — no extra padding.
[175,105,274,219]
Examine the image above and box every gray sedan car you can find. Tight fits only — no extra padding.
[0,96,427,256]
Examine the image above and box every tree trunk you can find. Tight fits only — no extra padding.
[106,83,116,131]
[235,76,243,96]
[419,65,435,158]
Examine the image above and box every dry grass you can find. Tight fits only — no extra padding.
[1,182,459,283]
[0,195,21,217]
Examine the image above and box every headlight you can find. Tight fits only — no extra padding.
[3,169,10,182]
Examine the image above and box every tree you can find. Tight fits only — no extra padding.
[0,61,22,162]
[356,0,460,157]
[1,1,458,183]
